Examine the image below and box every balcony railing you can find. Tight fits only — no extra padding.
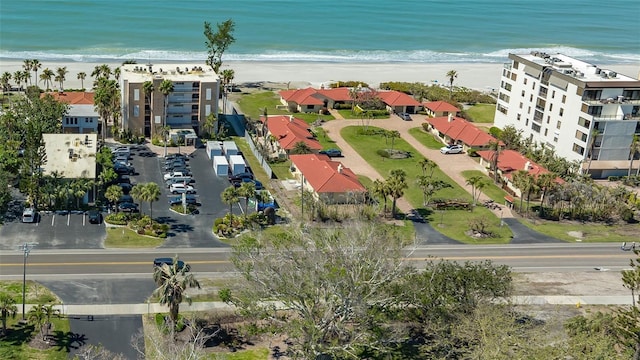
[592,114,640,121]
[582,97,640,105]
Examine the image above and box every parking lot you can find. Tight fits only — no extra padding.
[1,143,238,250]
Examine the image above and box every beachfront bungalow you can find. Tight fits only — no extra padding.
[377,90,423,114]
[119,63,219,137]
[279,87,353,113]
[424,114,499,151]
[260,115,322,158]
[475,149,563,197]
[423,100,460,118]
[43,91,99,134]
[289,153,366,204]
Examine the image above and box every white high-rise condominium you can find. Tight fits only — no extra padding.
[494,52,640,178]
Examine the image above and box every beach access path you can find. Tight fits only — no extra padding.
[321,112,514,219]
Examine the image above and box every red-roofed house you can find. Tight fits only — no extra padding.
[279,87,353,113]
[42,91,99,134]
[377,90,422,114]
[289,154,366,204]
[425,114,499,151]
[475,149,563,197]
[261,115,322,158]
[423,101,460,118]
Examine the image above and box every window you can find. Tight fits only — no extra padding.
[517,114,521,121]
[562,95,566,103]
[546,116,550,124]
[552,90,555,99]
[572,143,585,155]
[575,130,587,142]
[206,88,212,101]
[531,123,541,133]
[556,121,562,129]
[544,128,548,136]
[65,118,69,125]
[134,89,140,101]
[133,105,139,117]
[530,94,533,102]
[513,61,519,69]
[559,108,564,116]
[306,105,314,110]
[549,104,553,111]
[527,106,531,114]
[578,117,591,128]
[521,90,525,97]
[519,102,523,109]
[553,136,558,142]
[532,82,536,90]
[587,106,602,116]
[525,119,529,126]
[524,78,527,85]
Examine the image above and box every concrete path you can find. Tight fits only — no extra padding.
[18,294,634,317]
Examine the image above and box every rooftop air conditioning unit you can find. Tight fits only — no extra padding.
[595,68,601,74]
[609,71,617,78]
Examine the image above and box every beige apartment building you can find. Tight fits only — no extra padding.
[119,63,220,137]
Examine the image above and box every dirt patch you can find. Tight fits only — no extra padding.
[513,271,626,296]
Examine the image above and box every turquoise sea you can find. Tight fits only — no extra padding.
[1,0,639,64]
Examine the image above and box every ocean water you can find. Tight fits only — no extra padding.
[1,0,639,64]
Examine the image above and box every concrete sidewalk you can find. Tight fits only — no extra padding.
[20,295,634,316]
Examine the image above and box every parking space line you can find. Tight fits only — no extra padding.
[83,214,86,226]
[67,214,70,226]
[51,215,55,226]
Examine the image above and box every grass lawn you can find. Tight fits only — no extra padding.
[337,109,388,120]
[0,315,71,360]
[465,103,496,123]
[0,281,61,304]
[461,170,511,204]
[269,160,294,180]
[235,91,333,123]
[341,126,512,243]
[312,127,340,150]
[519,219,640,242]
[407,127,444,150]
[234,137,273,184]
[210,348,269,359]
[104,226,165,248]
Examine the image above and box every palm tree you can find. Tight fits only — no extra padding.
[113,67,121,81]
[91,64,112,84]
[466,175,486,207]
[55,66,68,90]
[130,184,145,215]
[141,182,161,220]
[290,141,312,155]
[221,186,240,216]
[159,80,174,155]
[418,158,437,177]
[13,70,26,90]
[31,59,42,86]
[387,169,407,218]
[0,294,18,336]
[386,130,401,150]
[204,113,218,138]
[535,172,556,218]
[28,304,47,340]
[629,135,640,177]
[152,256,200,328]
[22,59,33,85]
[39,68,54,90]
[446,69,458,99]
[71,179,92,208]
[77,71,87,90]
[370,179,389,215]
[0,72,11,105]
[105,185,123,212]
[416,176,451,207]
[94,78,120,140]
[142,80,154,133]
[42,304,60,339]
[488,140,501,184]
[238,182,256,219]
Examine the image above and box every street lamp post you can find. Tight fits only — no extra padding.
[18,242,37,321]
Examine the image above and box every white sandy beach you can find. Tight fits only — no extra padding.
[1,59,638,92]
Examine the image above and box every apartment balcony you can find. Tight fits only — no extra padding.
[592,114,640,121]
[582,96,640,105]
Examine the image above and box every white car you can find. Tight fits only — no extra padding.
[164,171,190,181]
[169,183,196,194]
[440,144,464,154]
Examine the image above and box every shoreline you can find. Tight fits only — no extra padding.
[1,59,638,92]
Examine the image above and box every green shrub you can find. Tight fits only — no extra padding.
[377,149,390,158]
[489,127,502,138]
[608,176,620,181]
[105,212,129,225]
[467,149,478,157]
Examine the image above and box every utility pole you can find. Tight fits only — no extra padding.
[18,242,37,322]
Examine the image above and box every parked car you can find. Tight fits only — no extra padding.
[168,194,199,206]
[165,177,194,188]
[118,183,133,193]
[440,144,464,154]
[165,153,188,160]
[170,183,196,194]
[232,177,263,190]
[117,195,134,204]
[319,148,342,157]
[164,171,191,181]
[118,202,138,212]
[164,163,189,171]
[115,160,133,168]
[398,112,412,121]
[22,208,37,223]
[118,175,131,184]
[153,257,190,271]
[114,164,134,175]
[87,210,102,224]
[229,172,254,181]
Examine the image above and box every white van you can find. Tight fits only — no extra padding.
[22,208,36,223]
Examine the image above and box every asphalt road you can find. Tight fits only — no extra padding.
[0,244,631,280]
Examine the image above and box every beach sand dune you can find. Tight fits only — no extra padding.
[1,60,638,92]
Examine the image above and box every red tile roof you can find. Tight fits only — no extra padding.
[426,116,497,147]
[423,100,459,113]
[475,149,562,183]
[279,87,354,105]
[290,154,366,194]
[43,91,94,104]
[377,91,422,106]
[262,115,322,151]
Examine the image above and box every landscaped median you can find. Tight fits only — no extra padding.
[104,213,168,248]
[340,125,513,243]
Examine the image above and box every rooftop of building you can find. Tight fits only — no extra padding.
[43,91,94,104]
[66,104,99,117]
[120,63,219,83]
[289,154,366,194]
[511,52,639,83]
[41,133,97,179]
